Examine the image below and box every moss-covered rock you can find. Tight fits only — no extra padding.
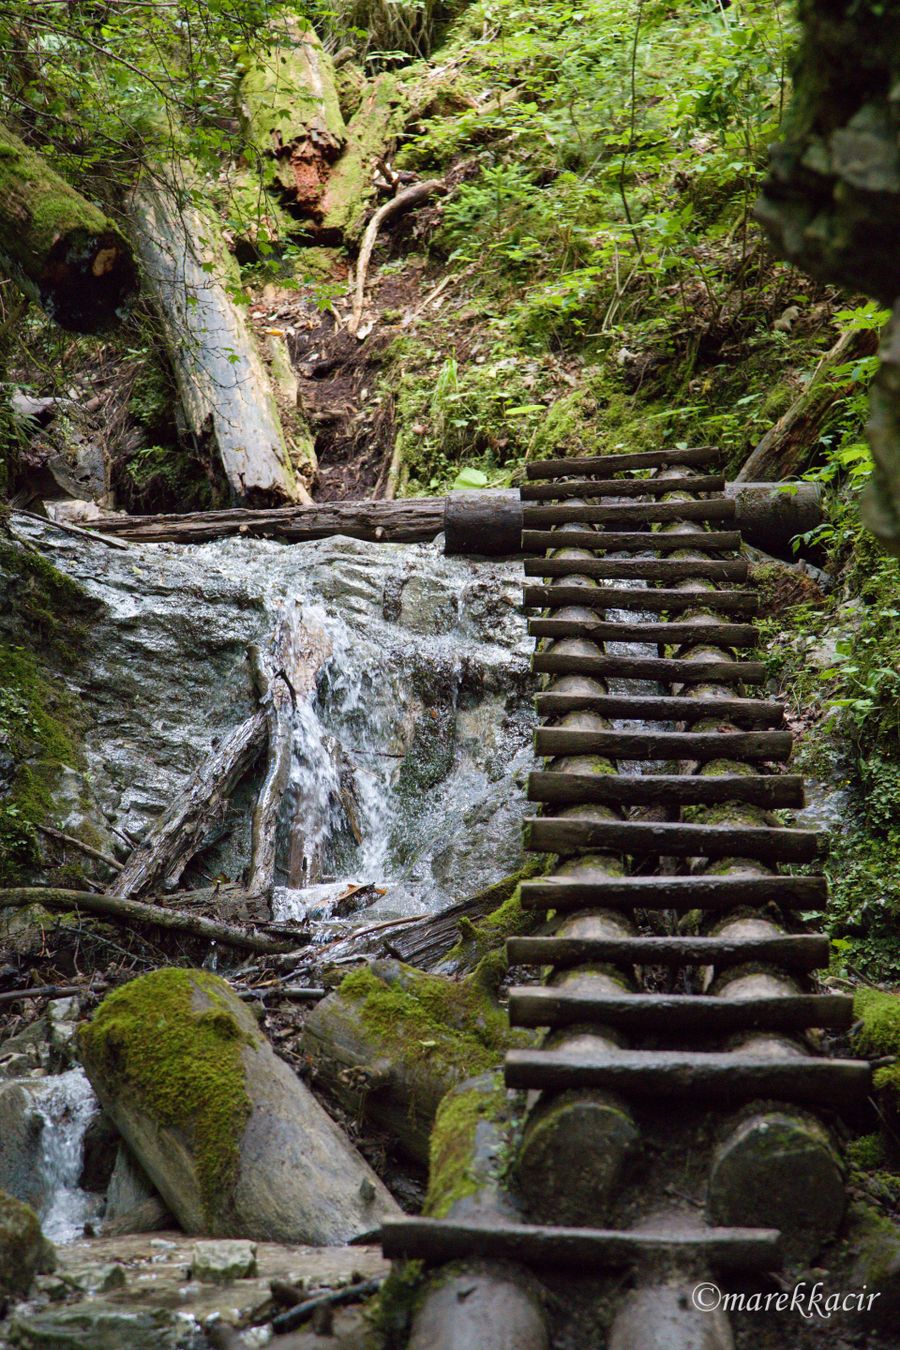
[0,1188,55,1297]
[854,986,900,1155]
[79,967,398,1243]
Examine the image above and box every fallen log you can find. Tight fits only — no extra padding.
[238,19,346,219]
[0,887,300,954]
[115,710,266,898]
[130,167,313,506]
[736,327,879,482]
[79,968,400,1243]
[0,123,137,332]
[320,74,410,242]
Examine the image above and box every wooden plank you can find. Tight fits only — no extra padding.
[504,1049,871,1106]
[523,500,736,526]
[524,585,757,614]
[507,988,854,1033]
[521,474,726,501]
[524,817,825,862]
[532,652,765,683]
[529,618,759,645]
[533,692,784,725]
[534,729,792,761]
[527,772,804,809]
[524,557,748,581]
[525,447,719,479]
[519,874,827,913]
[522,529,742,553]
[381,1217,780,1272]
[506,933,831,971]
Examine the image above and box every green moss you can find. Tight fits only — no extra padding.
[425,1073,508,1218]
[854,987,900,1132]
[322,73,409,240]
[0,1189,55,1297]
[79,969,260,1221]
[0,534,96,659]
[444,856,552,970]
[366,1259,427,1349]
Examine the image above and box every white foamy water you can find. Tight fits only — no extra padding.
[34,1067,101,1243]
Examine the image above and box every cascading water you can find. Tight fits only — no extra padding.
[33,1067,101,1243]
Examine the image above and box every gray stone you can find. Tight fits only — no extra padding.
[0,1080,49,1211]
[6,1305,187,1350]
[104,1142,158,1221]
[190,1239,257,1283]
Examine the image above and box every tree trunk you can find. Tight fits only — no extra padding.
[238,19,346,220]
[320,74,409,241]
[736,327,879,482]
[130,167,313,506]
[0,123,137,332]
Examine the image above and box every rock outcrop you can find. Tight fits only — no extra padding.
[79,967,399,1244]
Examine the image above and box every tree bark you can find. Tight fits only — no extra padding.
[238,19,346,219]
[0,123,137,332]
[130,167,313,506]
[736,327,879,481]
[0,887,297,954]
[320,74,409,241]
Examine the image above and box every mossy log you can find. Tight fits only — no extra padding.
[238,19,346,219]
[320,74,410,242]
[299,957,525,1164]
[130,168,313,507]
[0,124,137,332]
[79,968,399,1244]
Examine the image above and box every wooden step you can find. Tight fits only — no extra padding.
[519,874,827,913]
[507,987,854,1033]
[529,618,759,646]
[523,500,736,527]
[533,692,784,725]
[527,772,804,809]
[534,728,791,761]
[381,1216,780,1272]
[525,447,719,479]
[521,474,726,501]
[533,652,765,684]
[504,1049,871,1106]
[525,585,757,614]
[525,817,825,863]
[524,557,748,582]
[506,933,830,972]
[522,529,742,553]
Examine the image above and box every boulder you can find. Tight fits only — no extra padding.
[79,968,399,1244]
[0,1080,48,1211]
[190,1239,257,1283]
[0,1188,55,1297]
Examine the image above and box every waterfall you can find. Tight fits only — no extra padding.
[33,1067,101,1243]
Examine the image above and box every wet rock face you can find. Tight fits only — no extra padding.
[755,3,900,551]
[0,1189,55,1298]
[8,519,533,914]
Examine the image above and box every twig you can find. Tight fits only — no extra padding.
[0,981,108,1006]
[11,509,132,551]
[36,823,122,872]
[349,180,445,337]
[271,1277,384,1335]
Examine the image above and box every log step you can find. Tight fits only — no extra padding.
[504,1049,871,1106]
[534,728,792,761]
[527,772,804,809]
[506,933,831,971]
[533,652,765,684]
[522,529,742,553]
[523,501,736,527]
[507,987,854,1034]
[524,585,757,614]
[519,874,827,913]
[524,557,748,581]
[534,692,784,725]
[521,474,726,501]
[381,1216,779,1272]
[529,618,759,645]
[525,447,720,479]
[524,817,825,862]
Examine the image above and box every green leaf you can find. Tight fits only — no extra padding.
[451,467,489,490]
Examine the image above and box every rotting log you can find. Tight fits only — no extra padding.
[0,887,298,954]
[349,178,445,335]
[0,124,137,332]
[246,605,331,897]
[130,167,313,506]
[115,710,266,898]
[85,483,823,556]
[320,73,409,242]
[238,19,346,220]
[299,958,524,1164]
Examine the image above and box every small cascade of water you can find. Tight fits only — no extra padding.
[34,1067,101,1243]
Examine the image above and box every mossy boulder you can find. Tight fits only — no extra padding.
[0,1188,55,1297]
[79,968,398,1244]
[854,986,900,1156]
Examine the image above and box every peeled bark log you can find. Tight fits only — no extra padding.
[0,123,137,332]
[737,327,879,482]
[238,20,346,219]
[116,710,266,898]
[130,168,312,506]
